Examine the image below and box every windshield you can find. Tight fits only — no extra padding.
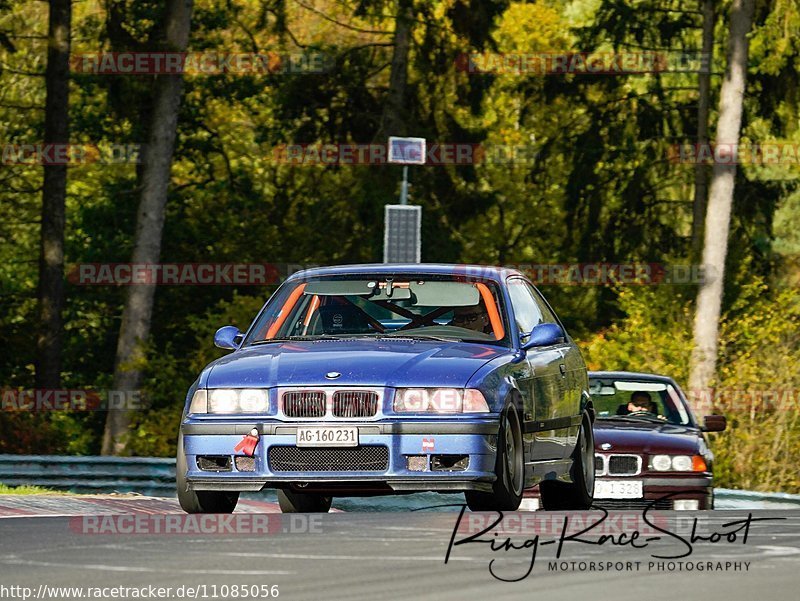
[589,378,692,426]
[243,275,511,346]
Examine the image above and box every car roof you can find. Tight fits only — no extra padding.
[284,263,525,283]
[589,370,680,386]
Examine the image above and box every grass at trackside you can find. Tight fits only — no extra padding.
[0,484,66,495]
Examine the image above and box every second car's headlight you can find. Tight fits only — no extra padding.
[670,455,693,472]
[393,388,490,413]
[650,454,707,472]
[189,388,270,414]
[651,455,673,471]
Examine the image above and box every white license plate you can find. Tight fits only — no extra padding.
[594,479,643,499]
[296,426,359,447]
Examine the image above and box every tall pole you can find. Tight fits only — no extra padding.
[400,165,409,205]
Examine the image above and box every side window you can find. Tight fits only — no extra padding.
[506,278,543,334]
[528,284,559,325]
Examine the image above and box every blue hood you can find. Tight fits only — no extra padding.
[205,339,507,388]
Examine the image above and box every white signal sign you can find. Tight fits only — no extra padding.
[388,136,426,165]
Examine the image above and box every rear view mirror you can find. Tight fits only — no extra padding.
[304,280,412,301]
[589,380,617,396]
[214,325,243,350]
[702,414,727,432]
[409,281,480,307]
[521,323,565,350]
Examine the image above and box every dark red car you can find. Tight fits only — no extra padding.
[523,371,726,511]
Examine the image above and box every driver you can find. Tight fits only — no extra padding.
[627,391,654,414]
[450,305,491,334]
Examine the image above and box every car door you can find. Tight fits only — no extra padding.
[529,284,586,458]
[506,277,564,461]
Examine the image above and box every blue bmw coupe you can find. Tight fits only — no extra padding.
[177,264,595,513]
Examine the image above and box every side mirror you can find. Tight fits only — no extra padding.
[521,323,565,350]
[214,325,243,350]
[702,414,727,432]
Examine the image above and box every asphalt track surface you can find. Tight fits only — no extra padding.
[0,496,798,601]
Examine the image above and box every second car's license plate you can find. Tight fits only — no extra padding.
[594,479,643,499]
[296,426,359,447]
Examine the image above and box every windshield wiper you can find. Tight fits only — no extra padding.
[599,414,667,424]
[382,333,462,343]
[248,335,344,345]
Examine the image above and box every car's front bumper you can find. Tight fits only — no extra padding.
[180,418,500,494]
[628,475,714,509]
[523,475,714,510]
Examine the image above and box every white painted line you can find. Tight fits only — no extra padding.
[757,545,800,557]
[222,552,475,562]
[0,514,78,520]
[0,557,293,575]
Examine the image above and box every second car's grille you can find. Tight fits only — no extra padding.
[332,391,378,417]
[607,454,641,476]
[282,391,326,418]
[594,455,604,473]
[268,446,389,472]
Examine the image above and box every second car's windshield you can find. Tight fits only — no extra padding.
[244,275,510,345]
[589,379,692,426]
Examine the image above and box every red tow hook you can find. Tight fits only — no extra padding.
[234,428,260,457]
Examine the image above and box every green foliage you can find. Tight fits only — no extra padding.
[0,0,798,496]
[580,285,694,381]
[0,484,62,495]
[581,280,800,493]
[710,283,800,493]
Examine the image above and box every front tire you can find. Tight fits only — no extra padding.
[540,412,594,510]
[176,434,239,514]
[465,407,524,511]
[277,489,332,513]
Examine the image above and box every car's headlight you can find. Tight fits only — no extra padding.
[189,388,270,414]
[651,454,672,471]
[671,455,693,472]
[650,454,707,472]
[188,389,208,414]
[209,389,238,413]
[238,389,269,412]
[393,388,489,413]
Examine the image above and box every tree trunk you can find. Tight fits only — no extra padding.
[688,0,756,412]
[690,0,715,260]
[379,0,413,138]
[101,0,194,455]
[35,0,71,390]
